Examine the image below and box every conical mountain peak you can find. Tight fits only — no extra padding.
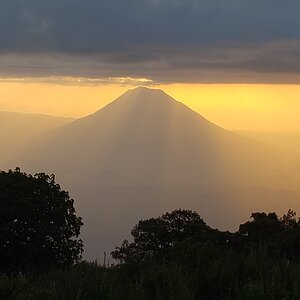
[119,86,170,102]
[14,87,299,260]
[128,86,164,94]
[86,85,213,128]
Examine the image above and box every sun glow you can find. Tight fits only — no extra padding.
[160,84,300,131]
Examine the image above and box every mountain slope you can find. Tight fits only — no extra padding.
[7,87,300,259]
[16,87,297,188]
[235,130,300,153]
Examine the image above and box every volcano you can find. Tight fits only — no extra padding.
[9,87,300,258]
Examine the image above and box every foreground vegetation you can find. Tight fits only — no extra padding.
[1,242,300,300]
[2,210,300,300]
[2,169,300,299]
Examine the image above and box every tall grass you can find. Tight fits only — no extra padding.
[1,243,300,300]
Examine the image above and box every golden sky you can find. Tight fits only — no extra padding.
[0,82,299,131]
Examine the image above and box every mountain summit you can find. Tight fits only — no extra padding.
[22,87,291,187]
[11,87,300,258]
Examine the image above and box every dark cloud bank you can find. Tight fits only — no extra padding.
[1,0,300,83]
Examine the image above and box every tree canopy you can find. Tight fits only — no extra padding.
[113,208,300,263]
[237,209,300,259]
[0,168,83,273]
[112,209,224,261]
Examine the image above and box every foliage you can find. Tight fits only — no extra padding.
[112,209,231,262]
[237,209,300,259]
[0,168,83,273]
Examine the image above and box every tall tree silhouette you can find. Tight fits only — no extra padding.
[0,168,83,273]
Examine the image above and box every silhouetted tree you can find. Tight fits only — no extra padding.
[0,168,83,273]
[281,209,299,228]
[239,212,282,241]
[237,210,300,259]
[112,209,214,261]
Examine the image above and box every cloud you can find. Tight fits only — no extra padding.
[0,76,154,86]
[1,0,300,83]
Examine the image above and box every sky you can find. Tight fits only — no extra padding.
[1,0,300,131]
